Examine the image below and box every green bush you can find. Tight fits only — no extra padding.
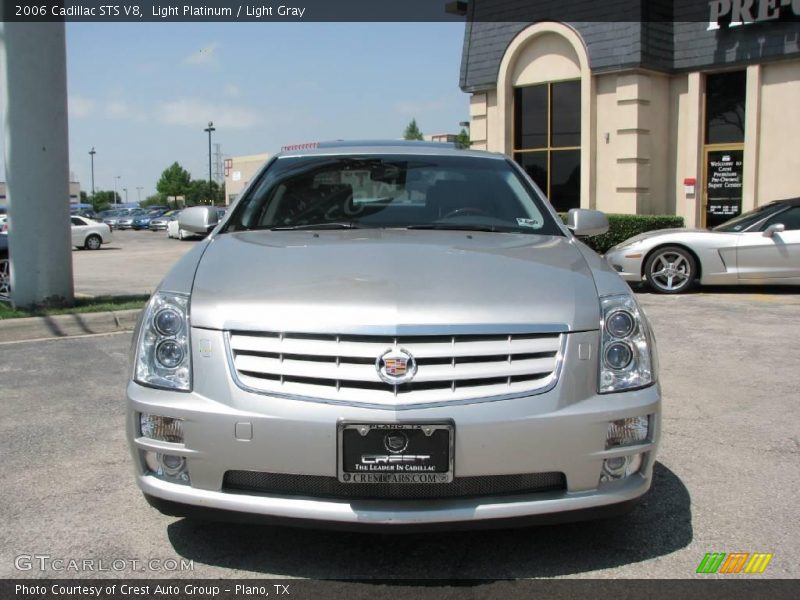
[559,213,685,255]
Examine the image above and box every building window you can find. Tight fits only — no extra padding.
[513,80,581,212]
[703,70,746,228]
[705,71,746,145]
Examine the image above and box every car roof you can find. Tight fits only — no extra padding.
[276,140,506,161]
[774,197,800,207]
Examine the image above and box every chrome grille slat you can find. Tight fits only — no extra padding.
[228,330,563,406]
[228,334,561,359]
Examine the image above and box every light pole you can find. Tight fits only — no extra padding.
[136,186,143,204]
[114,175,121,205]
[88,147,96,198]
[204,121,215,204]
[123,187,128,203]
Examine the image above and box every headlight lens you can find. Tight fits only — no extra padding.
[599,294,656,393]
[604,342,633,370]
[606,310,635,338]
[134,292,191,391]
[154,308,183,336]
[156,340,185,369]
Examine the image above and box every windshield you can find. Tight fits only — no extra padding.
[224,154,562,236]
[713,203,780,232]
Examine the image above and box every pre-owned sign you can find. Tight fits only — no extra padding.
[706,150,744,228]
[709,0,800,29]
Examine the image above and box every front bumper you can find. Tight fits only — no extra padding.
[127,327,661,527]
[605,249,645,283]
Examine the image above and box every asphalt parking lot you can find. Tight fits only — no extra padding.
[72,229,199,297]
[1,233,798,580]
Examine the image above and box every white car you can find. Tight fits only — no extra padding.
[606,198,800,293]
[71,215,113,250]
[166,214,196,241]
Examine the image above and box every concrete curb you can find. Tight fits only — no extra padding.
[0,308,142,343]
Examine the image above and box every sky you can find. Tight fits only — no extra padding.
[3,21,469,202]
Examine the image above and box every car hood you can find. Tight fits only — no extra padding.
[619,227,714,245]
[188,230,601,333]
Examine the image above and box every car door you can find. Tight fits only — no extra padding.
[736,207,800,280]
[70,216,88,246]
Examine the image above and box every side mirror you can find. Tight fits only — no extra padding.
[763,223,785,238]
[567,208,609,237]
[178,206,219,234]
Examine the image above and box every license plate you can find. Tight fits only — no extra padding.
[337,422,454,484]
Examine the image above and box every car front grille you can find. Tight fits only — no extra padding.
[222,471,567,500]
[226,330,563,406]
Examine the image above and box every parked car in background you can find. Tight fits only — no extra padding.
[149,210,179,231]
[166,212,197,240]
[132,210,166,230]
[606,197,800,293]
[103,211,124,230]
[71,215,112,250]
[71,208,98,220]
[0,232,8,300]
[117,209,148,230]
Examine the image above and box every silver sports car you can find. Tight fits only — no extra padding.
[127,141,661,530]
[606,198,800,294]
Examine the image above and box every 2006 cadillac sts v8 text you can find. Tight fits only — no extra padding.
[127,141,660,530]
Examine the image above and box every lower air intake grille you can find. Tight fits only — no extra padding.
[222,471,566,500]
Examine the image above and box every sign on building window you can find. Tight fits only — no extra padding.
[706,150,744,228]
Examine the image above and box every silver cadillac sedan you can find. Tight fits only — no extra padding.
[127,141,661,530]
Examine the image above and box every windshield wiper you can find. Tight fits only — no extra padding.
[405,223,500,233]
[270,222,361,231]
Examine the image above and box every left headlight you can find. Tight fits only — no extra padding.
[599,294,657,394]
[134,292,191,391]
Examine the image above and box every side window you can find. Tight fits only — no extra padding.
[763,207,800,231]
[70,217,84,226]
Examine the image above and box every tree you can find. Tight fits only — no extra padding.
[90,190,120,212]
[456,128,471,149]
[184,179,224,206]
[156,162,191,202]
[403,118,424,141]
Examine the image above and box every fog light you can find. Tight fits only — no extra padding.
[140,414,184,443]
[606,415,649,448]
[626,452,643,475]
[144,451,160,472]
[160,454,185,476]
[600,453,644,483]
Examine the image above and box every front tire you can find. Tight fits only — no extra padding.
[644,246,696,294]
[85,234,102,250]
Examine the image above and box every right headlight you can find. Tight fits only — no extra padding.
[134,292,191,391]
[599,294,657,393]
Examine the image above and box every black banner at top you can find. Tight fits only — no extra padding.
[3,0,800,22]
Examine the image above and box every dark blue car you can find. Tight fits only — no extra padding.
[131,210,167,230]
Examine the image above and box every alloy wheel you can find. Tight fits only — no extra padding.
[646,247,696,294]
